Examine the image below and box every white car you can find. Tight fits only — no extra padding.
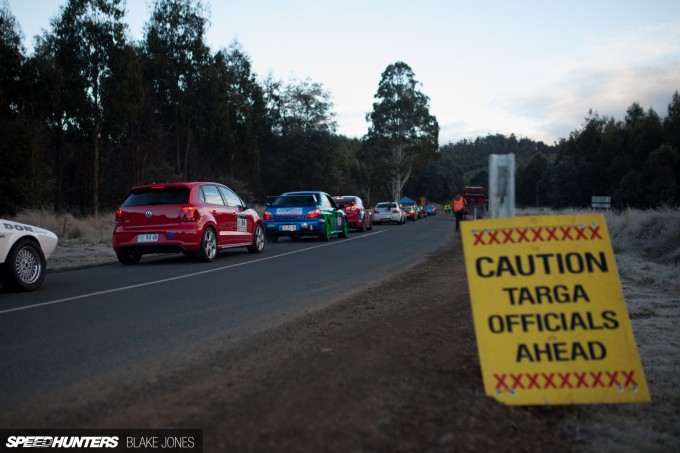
[0,219,58,291]
[372,202,406,224]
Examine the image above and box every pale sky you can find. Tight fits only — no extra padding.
[6,0,680,145]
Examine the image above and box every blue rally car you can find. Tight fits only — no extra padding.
[264,191,349,242]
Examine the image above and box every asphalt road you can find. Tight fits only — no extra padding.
[0,214,456,423]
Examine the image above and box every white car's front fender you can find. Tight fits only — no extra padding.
[0,219,58,263]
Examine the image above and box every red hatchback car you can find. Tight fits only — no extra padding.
[332,195,373,232]
[113,182,265,264]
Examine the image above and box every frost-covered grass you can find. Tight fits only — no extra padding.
[9,205,267,246]
[519,206,680,297]
[605,206,680,266]
[521,207,680,452]
[10,208,114,245]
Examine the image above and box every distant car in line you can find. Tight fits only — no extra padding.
[426,205,437,216]
[0,219,58,291]
[402,205,418,221]
[372,202,406,224]
[112,182,264,264]
[264,191,349,241]
[332,195,373,232]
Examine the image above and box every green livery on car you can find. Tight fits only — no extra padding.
[264,191,349,242]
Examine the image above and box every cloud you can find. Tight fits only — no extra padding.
[501,22,680,143]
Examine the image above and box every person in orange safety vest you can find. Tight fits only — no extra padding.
[452,192,467,232]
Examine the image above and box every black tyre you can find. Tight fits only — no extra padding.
[319,221,331,241]
[0,239,46,291]
[339,218,349,238]
[195,227,217,262]
[357,216,366,232]
[248,224,265,253]
[116,249,142,265]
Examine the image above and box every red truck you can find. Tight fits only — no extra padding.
[462,186,487,220]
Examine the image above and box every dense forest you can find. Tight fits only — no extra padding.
[1,0,678,216]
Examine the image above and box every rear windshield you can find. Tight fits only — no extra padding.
[122,187,190,207]
[376,202,396,209]
[271,195,317,205]
[333,197,355,207]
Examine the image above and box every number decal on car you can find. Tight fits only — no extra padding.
[237,217,248,232]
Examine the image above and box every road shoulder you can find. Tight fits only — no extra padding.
[47,233,569,451]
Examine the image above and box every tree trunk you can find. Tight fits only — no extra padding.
[390,142,412,201]
[175,103,181,176]
[29,110,37,209]
[183,128,191,180]
[93,120,100,217]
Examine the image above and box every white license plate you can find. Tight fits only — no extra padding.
[137,234,159,242]
[281,225,297,231]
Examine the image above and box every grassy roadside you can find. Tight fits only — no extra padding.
[10,206,680,254]
[5,207,679,449]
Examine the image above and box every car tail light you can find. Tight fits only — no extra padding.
[115,209,124,225]
[392,209,400,214]
[264,210,273,220]
[346,206,357,211]
[179,206,198,222]
[306,209,321,219]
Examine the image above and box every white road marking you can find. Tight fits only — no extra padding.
[0,230,386,315]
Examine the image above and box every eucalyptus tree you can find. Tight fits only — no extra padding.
[516,152,548,207]
[0,0,23,121]
[625,103,664,164]
[663,92,680,203]
[279,77,336,135]
[664,91,680,151]
[210,42,267,185]
[41,0,127,215]
[366,61,439,201]
[0,1,26,213]
[144,0,210,180]
[100,41,144,201]
[262,76,339,193]
[639,144,680,206]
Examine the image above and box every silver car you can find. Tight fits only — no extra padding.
[372,202,406,224]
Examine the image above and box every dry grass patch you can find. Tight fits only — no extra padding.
[12,209,113,244]
[10,209,116,270]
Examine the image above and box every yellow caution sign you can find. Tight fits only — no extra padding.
[461,214,650,405]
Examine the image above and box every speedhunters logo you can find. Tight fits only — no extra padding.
[0,430,201,452]
[5,437,118,448]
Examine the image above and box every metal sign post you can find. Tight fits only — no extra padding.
[489,154,516,218]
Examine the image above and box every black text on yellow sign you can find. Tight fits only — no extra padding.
[461,214,650,405]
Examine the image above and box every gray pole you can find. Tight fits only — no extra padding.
[488,154,516,218]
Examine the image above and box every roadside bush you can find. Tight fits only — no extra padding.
[11,209,113,244]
